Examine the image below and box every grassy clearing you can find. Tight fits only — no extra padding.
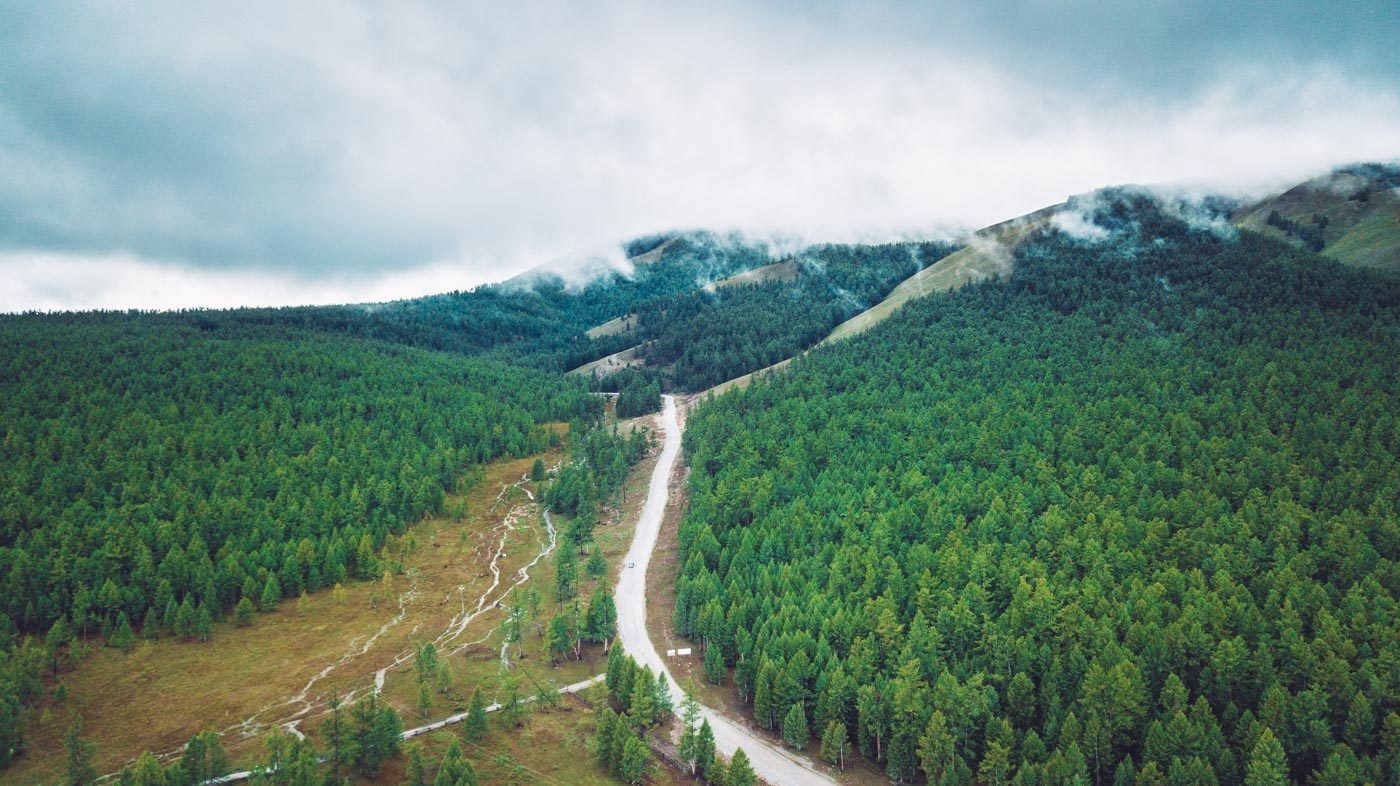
[568,344,647,378]
[586,313,639,339]
[1321,198,1400,272]
[6,429,639,783]
[823,206,1057,344]
[707,260,800,291]
[1232,173,1400,273]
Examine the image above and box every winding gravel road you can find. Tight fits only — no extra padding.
[615,395,837,785]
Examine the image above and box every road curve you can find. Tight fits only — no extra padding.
[615,395,837,785]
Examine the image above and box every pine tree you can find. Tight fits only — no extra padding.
[555,540,578,602]
[1113,755,1137,786]
[619,735,651,785]
[195,603,213,642]
[64,718,96,786]
[783,702,809,750]
[1244,727,1289,786]
[110,612,136,652]
[46,615,73,677]
[128,751,165,786]
[596,708,620,769]
[629,671,655,730]
[606,645,627,695]
[530,458,547,482]
[679,694,702,773]
[465,688,488,742]
[173,729,229,783]
[322,692,347,769]
[918,710,954,783]
[234,597,254,627]
[499,675,525,728]
[404,742,428,786]
[417,681,433,718]
[174,599,196,640]
[585,549,608,580]
[435,659,455,695]
[753,662,773,728]
[979,740,1012,786]
[414,643,439,683]
[1008,671,1036,728]
[704,640,726,685]
[696,719,717,780]
[728,748,757,786]
[707,760,729,786]
[584,586,617,643]
[547,613,572,663]
[162,597,179,633]
[653,671,674,717]
[607,715,629,776]
[1344,693,1375,751]
[259,575,281,612]
[350,692,401,776]
[435,737,469,786]
[821,720,848,770]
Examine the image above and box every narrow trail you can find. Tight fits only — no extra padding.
[615,396,838,785]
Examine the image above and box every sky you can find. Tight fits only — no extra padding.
[3,1,1399,312]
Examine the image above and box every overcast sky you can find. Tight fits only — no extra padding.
[3,1,1399,312]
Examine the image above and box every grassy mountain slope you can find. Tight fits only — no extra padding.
[1233,163,1400,272]
[705,206,1057,395]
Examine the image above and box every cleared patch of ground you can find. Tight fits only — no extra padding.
[586,313,639,339]
[1324,204,1400,271]
[1233,172,1400,272]
[567,343,647,378]
[823,205,1058,344]
[629,237,680,267]
[699,358,793,398]
[705,260,800,291]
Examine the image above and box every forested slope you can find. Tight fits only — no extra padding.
[631,241,958,390]
[676,192,1400,785]
[0,318,600,763]
[147,231,774,372]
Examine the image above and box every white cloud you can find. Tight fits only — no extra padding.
[2,2,1398,311]
[0,252,492,313]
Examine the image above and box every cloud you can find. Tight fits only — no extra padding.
[2,1,1399,311]
[0,252,473,312]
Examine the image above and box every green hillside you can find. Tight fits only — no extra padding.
[1233,163,1400,272]
[677,192,1400,785]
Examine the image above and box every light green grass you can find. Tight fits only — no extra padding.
[567,344,646,377]
[585,313,638,339]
